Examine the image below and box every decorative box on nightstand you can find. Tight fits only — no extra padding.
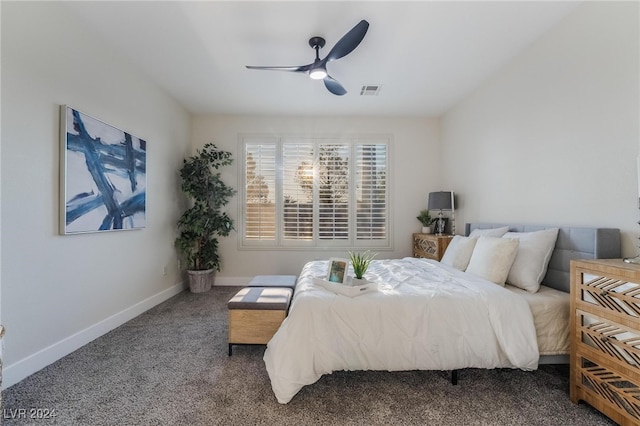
[412,233,453,261]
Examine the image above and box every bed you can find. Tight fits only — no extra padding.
[466,223,621,364]
[263,223,621,404]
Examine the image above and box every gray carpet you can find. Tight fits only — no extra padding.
[2,286,615,425]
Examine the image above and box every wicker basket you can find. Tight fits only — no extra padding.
[187,269,215,293]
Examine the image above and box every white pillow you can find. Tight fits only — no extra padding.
[503,228,559,293]
[468,226,509,238]
[465,236,519,286]
[440,236,477,271]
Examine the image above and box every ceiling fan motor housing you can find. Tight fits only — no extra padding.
[309,37,326,50]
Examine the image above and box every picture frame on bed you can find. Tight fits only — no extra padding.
[326,258,348,284]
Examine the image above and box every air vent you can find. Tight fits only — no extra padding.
[360,85,381,96]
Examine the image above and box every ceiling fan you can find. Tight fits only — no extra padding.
[246,20,369,96]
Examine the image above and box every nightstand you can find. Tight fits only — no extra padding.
[412,233,453,261]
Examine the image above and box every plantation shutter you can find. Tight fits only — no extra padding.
[355,143,387,240]
[282,141,314,241]
[244,142,276,241]
[241,135,390,249]
[317,143,350,241]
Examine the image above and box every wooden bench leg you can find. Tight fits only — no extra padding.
[228,343,233,356]
[451,370,458,385]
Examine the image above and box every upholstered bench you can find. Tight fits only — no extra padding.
[247,275,297,291]
[227,286,293,356]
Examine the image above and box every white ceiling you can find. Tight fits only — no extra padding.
[64,1,581,117]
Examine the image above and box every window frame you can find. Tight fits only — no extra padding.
[239,134,392,251]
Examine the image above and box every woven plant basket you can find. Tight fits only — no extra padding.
[187,269,215,293]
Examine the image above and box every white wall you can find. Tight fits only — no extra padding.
[441,1,639,256]
[190,115,440,283]
[1,2,191,387]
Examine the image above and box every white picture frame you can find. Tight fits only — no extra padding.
[60,105,147,234]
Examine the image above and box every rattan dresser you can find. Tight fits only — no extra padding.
[570,258,640,425]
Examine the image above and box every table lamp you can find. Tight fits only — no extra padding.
[428,191,455,235]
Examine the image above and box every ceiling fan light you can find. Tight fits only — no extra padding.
[309,67,327,80]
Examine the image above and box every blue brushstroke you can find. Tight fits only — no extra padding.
[99,192,146,230]
[124,133,137,193]
[68,190,95,203]
[66,193,104,224]
[67,134,145,175]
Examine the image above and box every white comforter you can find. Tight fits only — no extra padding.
[263,258,539,404]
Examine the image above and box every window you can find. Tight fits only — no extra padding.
[241,136,390,249]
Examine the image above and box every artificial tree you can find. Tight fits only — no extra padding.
[175,143,236,292]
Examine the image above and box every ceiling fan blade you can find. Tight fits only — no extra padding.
[324,76,347,96]
[246,64,312,72]
[325,20,369,62]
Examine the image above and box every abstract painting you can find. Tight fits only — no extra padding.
[60,106,146,234]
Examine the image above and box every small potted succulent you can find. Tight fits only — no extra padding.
[417,209,433,233]
[348,250,376,285]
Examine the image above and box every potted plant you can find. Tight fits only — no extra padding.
[175,143,236,293]
[348,250,376,285]
[417,209,433,233]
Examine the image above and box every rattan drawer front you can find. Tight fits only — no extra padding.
[414,237,437,259]
[576,355,640,424]
[579,273,640,321]
[577,310,640,381]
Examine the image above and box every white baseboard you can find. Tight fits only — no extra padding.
[2,281,186,389]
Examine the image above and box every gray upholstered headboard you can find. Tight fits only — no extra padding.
[464,223,621,293]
